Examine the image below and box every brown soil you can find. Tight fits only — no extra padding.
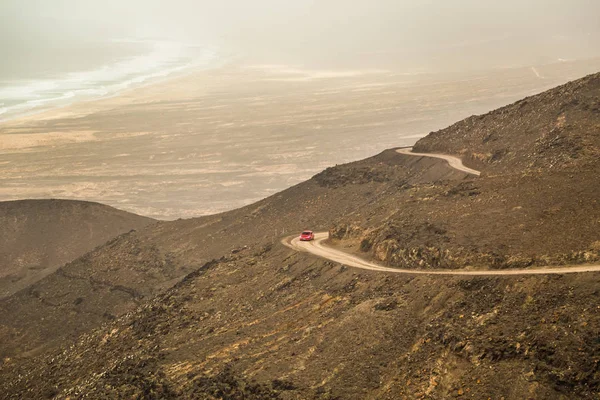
[332,73,600,271]
[0,199,155,299]
[1,73,600,399]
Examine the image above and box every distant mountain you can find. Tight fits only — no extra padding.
[0,199,155,298]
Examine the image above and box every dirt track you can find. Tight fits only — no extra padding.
[283,149,600,275]
[396,147,481,176]
[283,233,600,275]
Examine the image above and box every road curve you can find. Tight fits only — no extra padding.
[283,233,600,276]
[396,147,481,176]
[282,149,599,275]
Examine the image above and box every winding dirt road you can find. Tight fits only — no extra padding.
[283,233,600,276]
[396,147,481,176]
[283,149,600,275]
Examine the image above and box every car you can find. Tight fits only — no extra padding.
[299,230,315,241]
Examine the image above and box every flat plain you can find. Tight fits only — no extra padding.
[1,59,599,219]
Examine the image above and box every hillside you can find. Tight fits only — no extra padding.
[5,244,599,399]
[0,199,155,298]
[332,72,600,270]
[414,72,600,174]
[0,152,453,360]
[1,73,600,399]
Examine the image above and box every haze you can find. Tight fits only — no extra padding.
[3,0,600,72]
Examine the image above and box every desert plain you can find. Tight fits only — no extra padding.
[2,59,600,219]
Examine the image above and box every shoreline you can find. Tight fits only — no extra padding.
[1,58,600,219]
[3,56,599,129]
[0,58,234,127]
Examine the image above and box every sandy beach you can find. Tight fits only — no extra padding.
[2,58,600,219]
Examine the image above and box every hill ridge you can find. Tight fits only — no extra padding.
[0,199,155,299]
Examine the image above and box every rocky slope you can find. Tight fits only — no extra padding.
[3,242,599,399]
[0,152,453,360]
[0,199,155,298]
[331,72,600,270]
[1,73,600,399]
[414,72,600,174]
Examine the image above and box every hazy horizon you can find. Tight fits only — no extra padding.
[3,0,600,75]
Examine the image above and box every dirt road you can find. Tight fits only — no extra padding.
[396,147,481,176]
[282,149,600,275]
[283,233,600,276]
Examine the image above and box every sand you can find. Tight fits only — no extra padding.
[1,59,600,219]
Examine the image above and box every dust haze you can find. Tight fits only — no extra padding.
[4,0,600,71]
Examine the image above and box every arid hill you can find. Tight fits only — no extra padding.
[1,73,599,399]
[414,72,600,174]
[0,152,450,360]
[332,72,600,270]
[0,199,155,298]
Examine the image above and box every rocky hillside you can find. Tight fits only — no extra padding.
[0,199,155,298]
[414,72,600,174]
[0,152,455,360]
[1,73,600,399]
[331,72,600,270]
[3,236,599,399]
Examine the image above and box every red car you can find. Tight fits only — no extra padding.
[299,230,315,241]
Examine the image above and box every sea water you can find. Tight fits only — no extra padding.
[0,39,219,122]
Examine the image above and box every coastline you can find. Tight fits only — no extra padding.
[0,39,229,125]
[3,55,600,130]
[1,58,600,219]
[0,56,231,127]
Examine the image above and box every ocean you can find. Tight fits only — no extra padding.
[0,39,219,122]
